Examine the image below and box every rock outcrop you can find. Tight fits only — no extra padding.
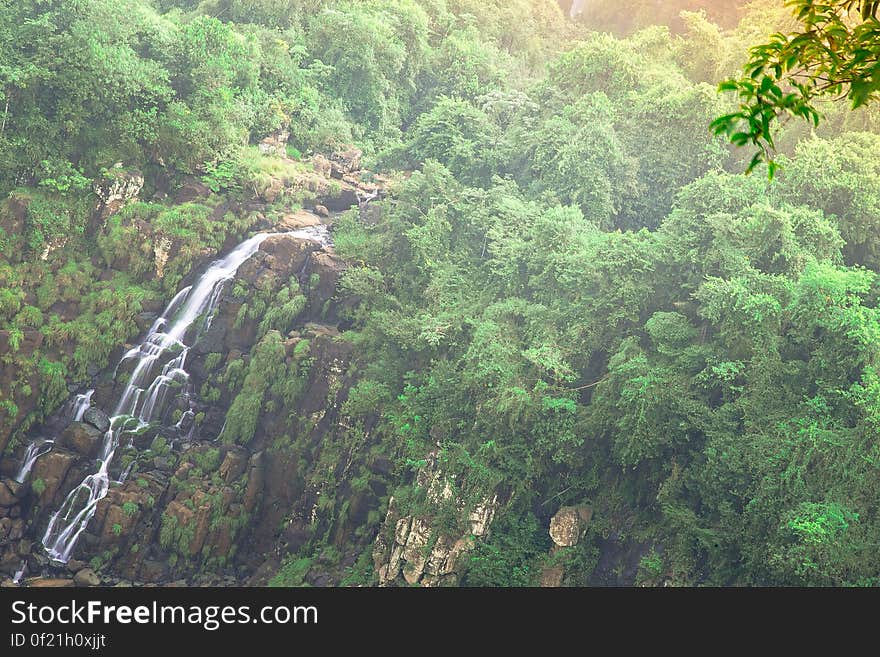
[549,505,592,547]
[539,505,593,587]
[94,167,144,223]
[372,457,499,587]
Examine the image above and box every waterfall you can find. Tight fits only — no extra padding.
[13,388,94,484]
[72,389,94,421]
[40,227,327,563]
[14,439,54,484]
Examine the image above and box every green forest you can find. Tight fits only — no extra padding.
[2,0,880,588]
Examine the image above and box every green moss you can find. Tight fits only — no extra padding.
[268,557,313,587]
[220,331,286,445]
[193,448,221,472]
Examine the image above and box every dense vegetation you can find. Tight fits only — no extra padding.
[3,0,880,586]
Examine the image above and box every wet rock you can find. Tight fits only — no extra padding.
[0,479,22,507]
[135,312,159,333]
[60,422,103,458]
[313,204,330,217]
[321,181,360,212]
[549,505,593,547]
[128,425,160,450]
[27,552,49,571]
[31,450,78,504]
[74,568,101,587]
[83,408,111,434]
[67,559,88,573]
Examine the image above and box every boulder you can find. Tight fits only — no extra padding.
[67,559,88,573]
[258,233,318,275]
[328,148,362,178]
[31,450,78,504]
[311,154,332,179]
[83,408,111,434]
[73,568,101,587]
[277,210,322,231]
[321,181,360,212]
[60,422,104,458]
[549,505,593,547]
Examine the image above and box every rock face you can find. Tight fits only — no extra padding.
[83,407,111,434]
[328,148,362,178]
[94,167,143,222]
[60,422,104,459]
[0,479,22,507]
[31,450,78,506]
[372,457,500,587]
[258,127,290,156]
[0,325,44,458]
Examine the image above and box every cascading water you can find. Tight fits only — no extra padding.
[13,389,94,484]
[14,440,54,484]
[72,389,94,421]
[41,226,329,563]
